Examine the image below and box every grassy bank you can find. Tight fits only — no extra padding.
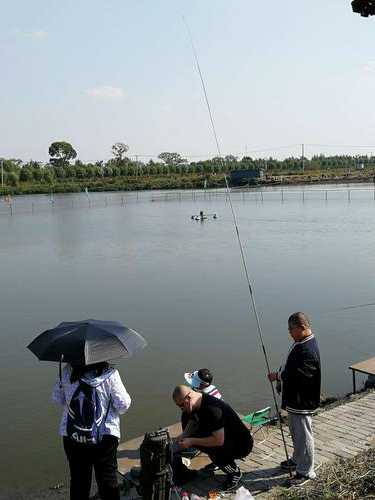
[270,447,375,499]
[1,169,375,196]
[0,173,224,196]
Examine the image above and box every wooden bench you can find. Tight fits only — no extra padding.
[349,356,375,393]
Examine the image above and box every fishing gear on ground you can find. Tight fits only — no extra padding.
[139,428,173,500]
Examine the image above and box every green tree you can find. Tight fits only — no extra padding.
[225,155,237,163]
[7,171,19,187]
[19,167,33,182]
[1,158,22,173]
[32,168,43,182]
[48,141,77,167]
[158,152,186,165]
[112,142,129,162]
[67,165,78,178]
[53,166,67,179]
[43,169,55,184]
[103,166,113,177]
[75,167,86,179]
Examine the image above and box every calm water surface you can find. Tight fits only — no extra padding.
[1,185,375,492]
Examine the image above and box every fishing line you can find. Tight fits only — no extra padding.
[328,301,375,312]
[182,17,221,158]
[183,17,292,474]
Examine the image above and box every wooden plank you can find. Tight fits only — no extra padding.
[117,392,375,499]
[338,413,374,427]
[349,356,375,375]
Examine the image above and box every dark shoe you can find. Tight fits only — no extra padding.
[280,458,297,471]
[200,462,219,474]
[222,470,242,491]
[172,455,198,486]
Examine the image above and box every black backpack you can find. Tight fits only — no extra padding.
[139,429,172,500]
[66,381,110,445]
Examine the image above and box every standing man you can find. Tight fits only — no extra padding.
[268,312,321,483]
[173,385,253,490]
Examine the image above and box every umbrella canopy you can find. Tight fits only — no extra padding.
[27,319,147,365]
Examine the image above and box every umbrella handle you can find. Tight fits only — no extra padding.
[59,354,64,388]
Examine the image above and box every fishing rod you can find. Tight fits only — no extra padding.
[183,17,293,476]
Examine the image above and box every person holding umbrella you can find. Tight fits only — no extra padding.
[28,319,147,500]
[52,361,130,500]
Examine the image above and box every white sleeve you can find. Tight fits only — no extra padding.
[52,380,65,405]
[110,370,131,415]
[51,365,70,405]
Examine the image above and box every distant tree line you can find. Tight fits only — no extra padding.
[1,140,375,188]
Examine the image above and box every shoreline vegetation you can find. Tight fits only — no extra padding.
[2,148,375,196]
[270,448,375,499]
[268,389,375,499]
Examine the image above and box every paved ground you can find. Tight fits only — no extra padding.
[118,391,375,498]
[20,392,374,499]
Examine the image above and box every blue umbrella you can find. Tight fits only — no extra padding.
[27,319,147,366]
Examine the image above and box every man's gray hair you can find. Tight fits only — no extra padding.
[288,312,311,330]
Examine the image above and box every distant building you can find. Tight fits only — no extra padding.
[229,169,264,186]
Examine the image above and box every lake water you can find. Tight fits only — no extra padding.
[1,184,375,493]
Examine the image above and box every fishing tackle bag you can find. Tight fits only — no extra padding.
[139,429,172,500]
[66,381,109,445]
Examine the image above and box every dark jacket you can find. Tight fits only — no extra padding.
[281,335,321,414]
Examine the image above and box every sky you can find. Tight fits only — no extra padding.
[1,0,375,162]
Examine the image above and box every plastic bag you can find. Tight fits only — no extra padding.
[233,486,254,500]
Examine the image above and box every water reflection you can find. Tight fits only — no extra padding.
[1,187,375,491]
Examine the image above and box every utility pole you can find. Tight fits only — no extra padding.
[301,143,305,173]
[1,159,3,187]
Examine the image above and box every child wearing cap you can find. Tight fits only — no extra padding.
[184,368,222,399]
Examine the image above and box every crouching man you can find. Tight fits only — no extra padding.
[172,385,253,490]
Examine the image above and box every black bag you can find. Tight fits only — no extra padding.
[139,429,172,500]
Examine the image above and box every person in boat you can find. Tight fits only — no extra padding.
[173,385,253,490]
[184,368,222,399]
[268,312,321,484]
[52,362,131,500]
